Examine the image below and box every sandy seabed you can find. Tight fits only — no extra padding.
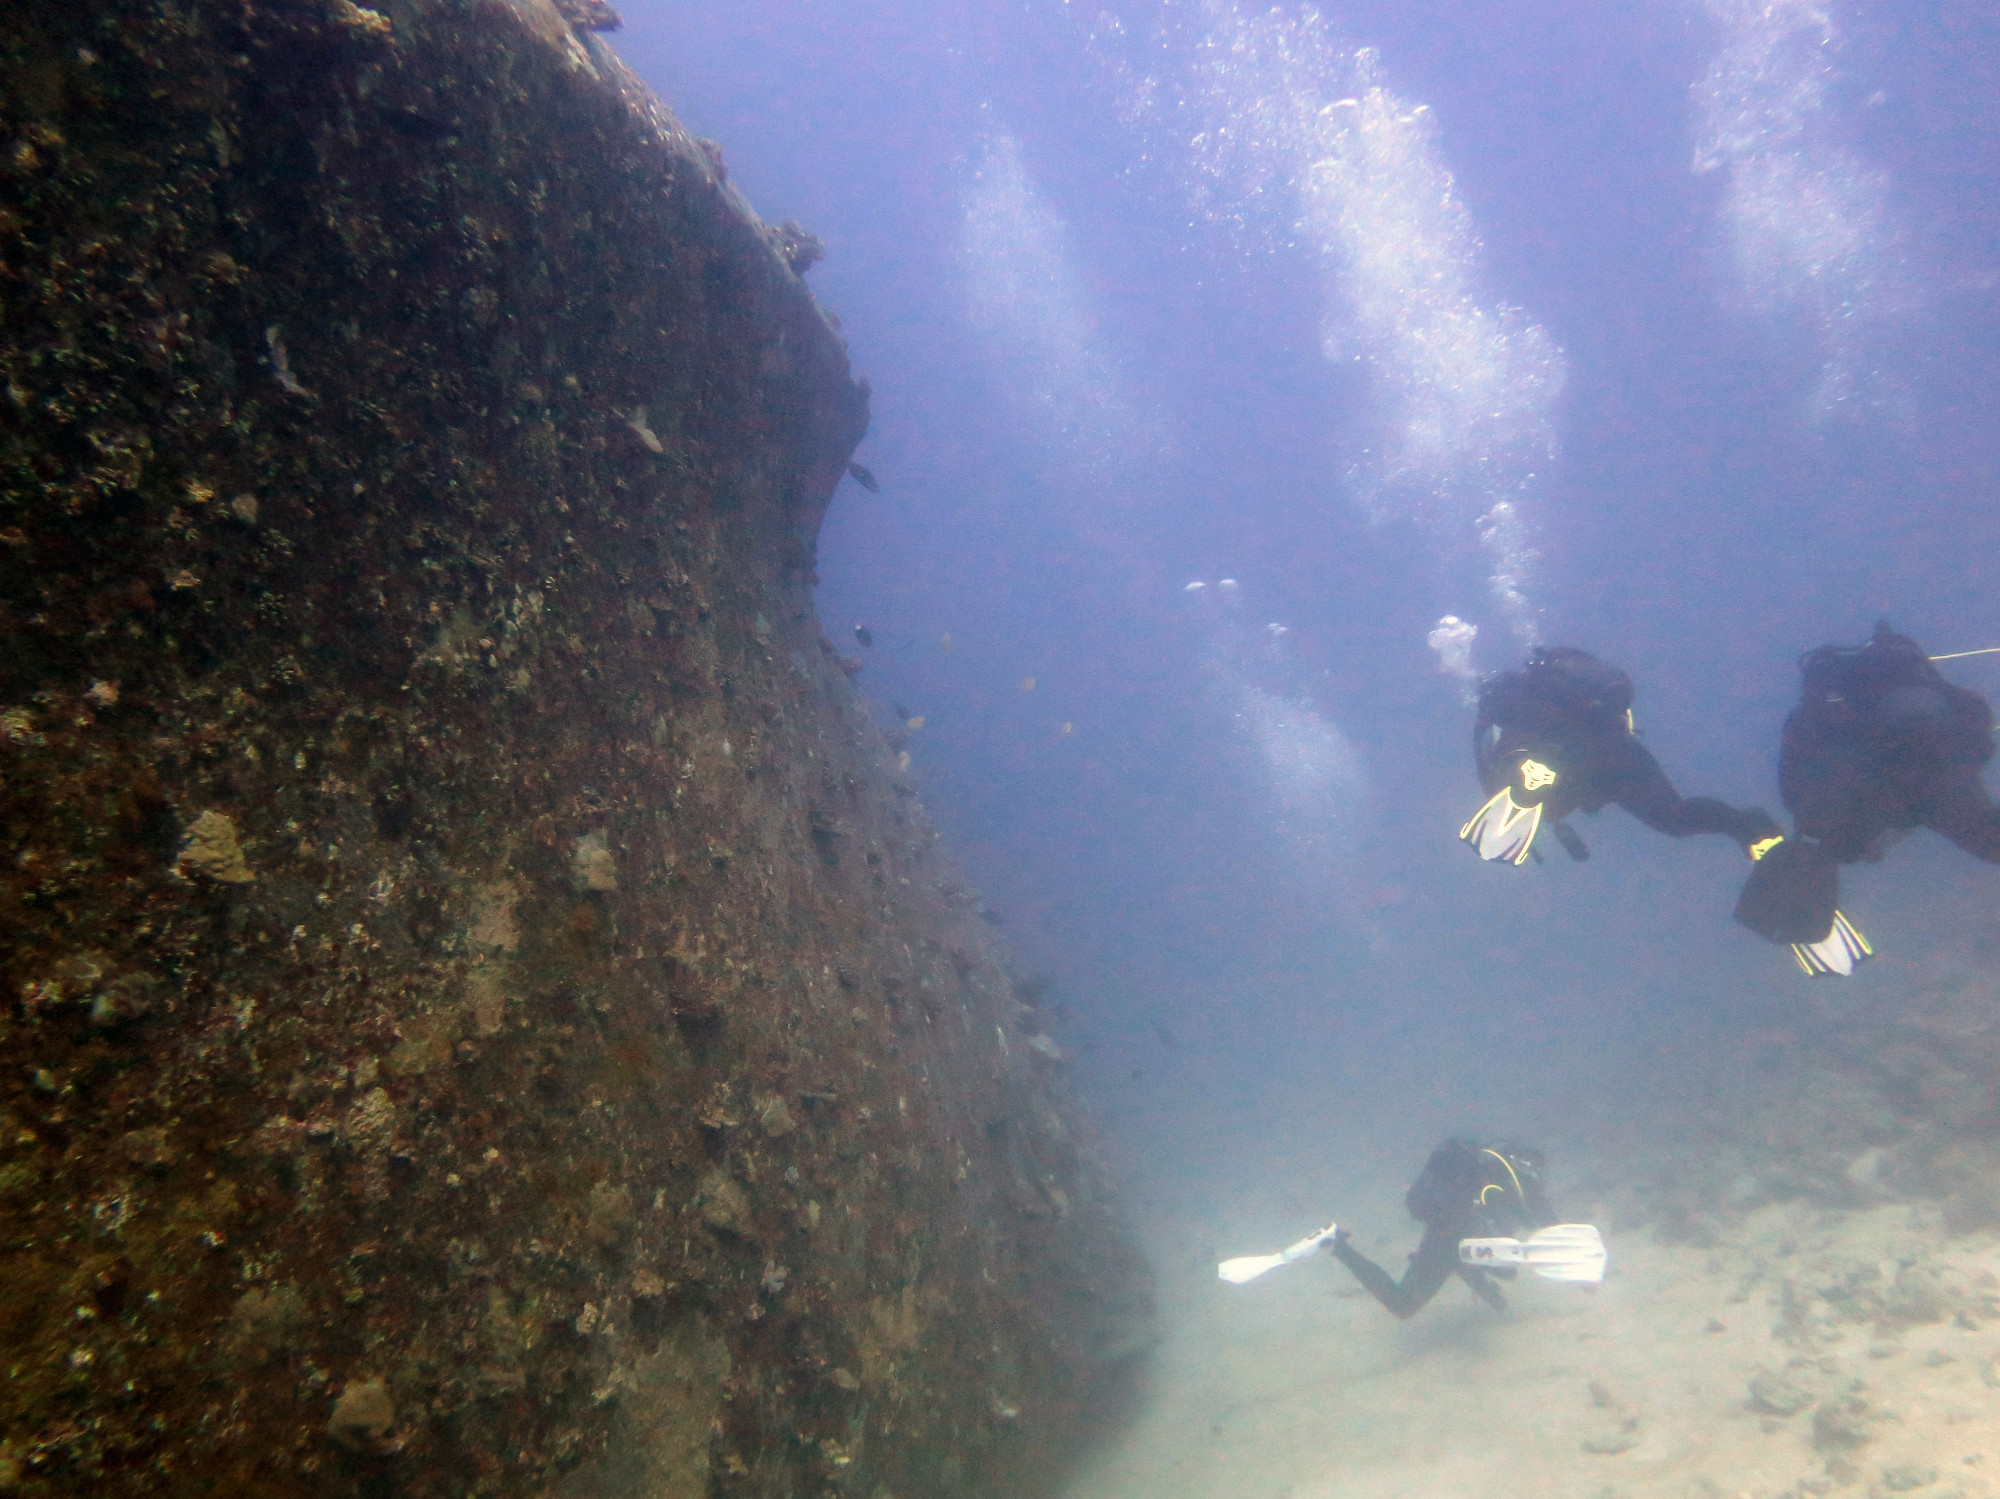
[1066,1197,2000,1499]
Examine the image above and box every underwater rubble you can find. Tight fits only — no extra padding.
[0,0,1151,1493]
[1596,955,2000,1254]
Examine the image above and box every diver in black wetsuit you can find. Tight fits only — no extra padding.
[1460,647,1781,866]
[1326,1139,1557,1319]
[1736,622,2000,976]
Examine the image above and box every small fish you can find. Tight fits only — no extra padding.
[1020,676,1035,692]
[626,406,664,453]
[1184,580,1206,593]
[1024,1033,1066,1063]
[1151,1019,1180,1050]
[941,632,953,654]
[853,624,873,648]
[846,461,879,493]
[264,325,317,402]
[906,715,925,730]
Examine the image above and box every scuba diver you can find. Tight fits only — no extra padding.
[1326,1139,1561,1319]
[1460,646,1782,866]
[1214,1138,1605,1308]
[1735,622,2000,977]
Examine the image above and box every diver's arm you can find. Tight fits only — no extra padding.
[1605,738,1776,845]
[1474,717,1511,793]
[1330,1225,1459,1320]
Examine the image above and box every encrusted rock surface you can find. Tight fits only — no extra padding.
[0,1,1151,1493]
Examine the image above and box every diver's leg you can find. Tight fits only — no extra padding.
[1549,821,1591,861]
[1331,1227,1458,1320]
[1926,767,2000,863]
[1457,1266,1510,1313]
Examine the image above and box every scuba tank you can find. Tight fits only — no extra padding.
[1795,623,1993,770]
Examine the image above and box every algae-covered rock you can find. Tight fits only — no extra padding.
[223,1285,307,1367]
[175,810,256,884]
[327,1378,398,1454]
[572,831,619,893]
[0,0,1149,1493]
[693,1168,755,1238]
[754,1092,796,1137]
[585,1181,637,1248]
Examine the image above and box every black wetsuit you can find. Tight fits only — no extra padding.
[1738,624,2000,945]
[1329,1139,1557,1319]
[1476,648,1779,858]
[1783,625,2000,862]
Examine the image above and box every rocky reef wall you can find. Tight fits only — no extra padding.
[0,1,1150,1493]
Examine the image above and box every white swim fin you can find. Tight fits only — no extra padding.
[1459,786,1542,866]
[1790,910,1873,977]
[1458,1223,1607,1284]
[1218,1222,1339,1285]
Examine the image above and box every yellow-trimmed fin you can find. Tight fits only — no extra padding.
[1459,787,1543,866]
[1790,910,1873,978]
[1747,834,1784,862]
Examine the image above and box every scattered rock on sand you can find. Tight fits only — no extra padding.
[1810,1388,1878,1452]
[1582,1380,1642,1455]
[1882,1262,1953,1325]
[1581,1429,1641,1456]
[1748,1369,1814,1417]
[1879,1463,1938,1492]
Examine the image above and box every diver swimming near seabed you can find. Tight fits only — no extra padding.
[1459,647,1781,867]
[1735,622,2000,977]
[1217,1140,1606,1319]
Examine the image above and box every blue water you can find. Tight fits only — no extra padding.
[620,0,2000,1276]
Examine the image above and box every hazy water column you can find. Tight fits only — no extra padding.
[1190,581,1368,889]
[1108,5,1566,656]
[960,133,1156,484]
[1691,0,1920,418]
[1290,51,1560,654]
[959,126,1375,939]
